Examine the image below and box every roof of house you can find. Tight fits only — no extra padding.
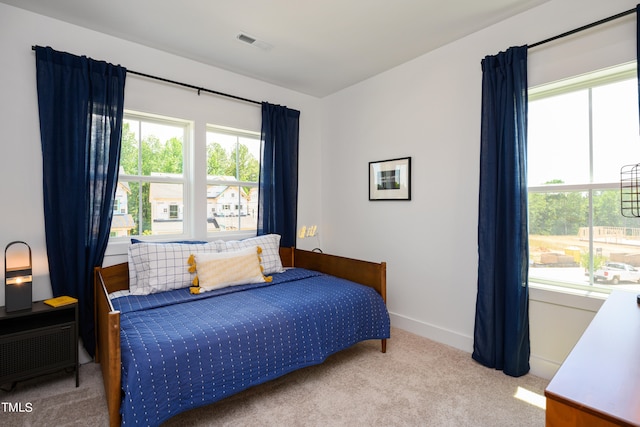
[111,214,135,229]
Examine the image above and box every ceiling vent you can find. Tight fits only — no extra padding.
[237,33,256,44]
[236,33,273,51]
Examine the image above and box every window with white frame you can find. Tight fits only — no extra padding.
[528,62,640,294]
[109,111,263,242]
[112,112,189,237]
[206,126,260,234]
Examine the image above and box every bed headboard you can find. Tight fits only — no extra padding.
[96,246,385,302]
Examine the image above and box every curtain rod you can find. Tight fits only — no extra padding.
[529,7,636,49]
[31,45,262,106]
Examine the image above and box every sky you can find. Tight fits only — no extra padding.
[528,78,640,187]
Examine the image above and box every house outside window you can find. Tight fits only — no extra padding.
[206,126,260,233]
[528,62,640,294]
[110,180,135,237]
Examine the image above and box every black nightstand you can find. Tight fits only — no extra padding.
[0,301,79,389]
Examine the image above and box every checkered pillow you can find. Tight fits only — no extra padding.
[221,234,284,274]
[128,242,218,295]
[127,239,207,291]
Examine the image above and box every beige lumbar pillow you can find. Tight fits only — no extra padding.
[188,245,271,294]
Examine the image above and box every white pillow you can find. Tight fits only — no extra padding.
[128,242,218,295]
[189,246,269,293]
[221,234,284,274]
[212,240,228,253]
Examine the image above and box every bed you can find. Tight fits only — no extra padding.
[94,242,390,427]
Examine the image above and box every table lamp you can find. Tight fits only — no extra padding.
[5,241,33,312]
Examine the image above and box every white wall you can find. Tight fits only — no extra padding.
[0,3,323,305]
[320,0,638,379]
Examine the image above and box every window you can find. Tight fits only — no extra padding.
[169,204,179,219]
[110,113,261,241]
[528,63,640,294]
[112,112,189,237]
[206,126,260,233]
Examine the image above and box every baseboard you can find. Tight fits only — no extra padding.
[529,354,561,380]
[389,312,473,353]
[390,312,559,380]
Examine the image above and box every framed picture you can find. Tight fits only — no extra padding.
[369,157,411,201]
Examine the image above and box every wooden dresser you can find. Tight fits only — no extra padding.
[545,290,640,426]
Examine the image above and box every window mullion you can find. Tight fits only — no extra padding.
[236,136,240,181]
[588,88,594,285]
[138,180,144,236]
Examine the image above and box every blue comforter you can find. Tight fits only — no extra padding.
[112,268,390,426]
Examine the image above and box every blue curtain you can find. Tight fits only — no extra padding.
[258,102,300,248]
[35,46,126,357]
[472,46,530,377]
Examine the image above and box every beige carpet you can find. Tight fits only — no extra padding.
[0,328,548,426]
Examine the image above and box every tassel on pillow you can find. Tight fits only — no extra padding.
[256,246,272,282]
[188,254,196,273]
[188,253,200,292]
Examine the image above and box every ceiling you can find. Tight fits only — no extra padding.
[2,0,549,97]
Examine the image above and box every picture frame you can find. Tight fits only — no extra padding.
[369,156,411,201]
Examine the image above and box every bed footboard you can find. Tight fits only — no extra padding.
[94,265,125,427]
[280,247,388,352]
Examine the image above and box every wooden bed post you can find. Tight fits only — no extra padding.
[94,266,124,427]
[279,246,295,267]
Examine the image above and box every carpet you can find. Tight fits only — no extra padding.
[0,328,548,426]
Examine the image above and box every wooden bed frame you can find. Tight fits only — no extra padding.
[94,247,387,427]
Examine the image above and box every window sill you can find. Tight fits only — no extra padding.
[529,282,607,312]
[104,231,258,257]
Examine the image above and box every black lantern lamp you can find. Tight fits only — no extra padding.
[4,241,33,312]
